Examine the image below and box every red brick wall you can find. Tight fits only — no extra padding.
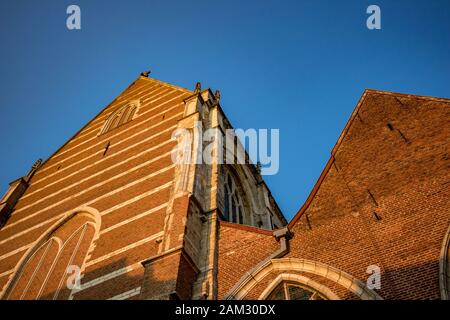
[140,251,182,300]
[0,77,193,300]
[217,222,279,299]
[287,91,450,299]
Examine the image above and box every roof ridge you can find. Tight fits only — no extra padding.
[364,89,450,102]
[140,76,193,94]
[288,88,449,228]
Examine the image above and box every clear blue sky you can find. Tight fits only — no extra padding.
[0,0,449,220]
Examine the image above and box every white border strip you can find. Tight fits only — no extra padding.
[100,203,168,235]
[0,175,173,249]
[108,287,141,300]
[14,149,174,215]
[21,138,173,202]
[0,244,33,261]
[0,270,13,279]
[8,156,174,231]
[75,262,143,293]
[26,119,180,194]
[86,232,163,267]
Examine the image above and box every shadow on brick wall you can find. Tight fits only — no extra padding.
[337,260,442,300]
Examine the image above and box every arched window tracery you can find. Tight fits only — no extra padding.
[267,282,327,301]
[2,210,100,300]
[100,100,140,134]
[223,171,247,225]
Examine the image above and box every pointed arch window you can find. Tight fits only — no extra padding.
[224,173,246,225]
[100,100,140,134]
[2,210,100,300]
[267,282,327,301]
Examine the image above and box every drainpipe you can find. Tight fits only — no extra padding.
[272,227,293,259]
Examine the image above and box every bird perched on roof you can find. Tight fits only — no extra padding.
[140,71,151,77]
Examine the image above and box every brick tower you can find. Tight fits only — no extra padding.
[0,73,286,300]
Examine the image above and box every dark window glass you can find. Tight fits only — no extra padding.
[231,198,237,223]
[238,206,243,224]
[223,173,247,225]
[266,282,327,301]
[224,187,230,221]
[267,283,286,300]
[288,285,313,300]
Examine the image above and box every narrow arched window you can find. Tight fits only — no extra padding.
[2,210,100,300]
[100,100,140,134]
[223,186,230,221]
[223,173,246,225]
[267,282,327,300]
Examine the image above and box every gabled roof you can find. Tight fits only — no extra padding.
[36,75,190,171]
[288,89,450,228]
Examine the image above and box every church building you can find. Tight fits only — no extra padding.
[0,73,448,300]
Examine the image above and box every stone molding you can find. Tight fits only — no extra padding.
[224,258,382,300]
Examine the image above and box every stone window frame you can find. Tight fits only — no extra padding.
[222,167,251,226]
[224,173,245,224]
[225,258,383,300]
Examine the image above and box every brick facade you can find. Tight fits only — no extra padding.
[0,76,193,300]
[0,76,448,300]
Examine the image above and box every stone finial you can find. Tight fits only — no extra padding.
[25,159,43,180]
[214,90,221,104]
[256,161,262,174]
[140,71,151,77]
[194,82,202,94]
